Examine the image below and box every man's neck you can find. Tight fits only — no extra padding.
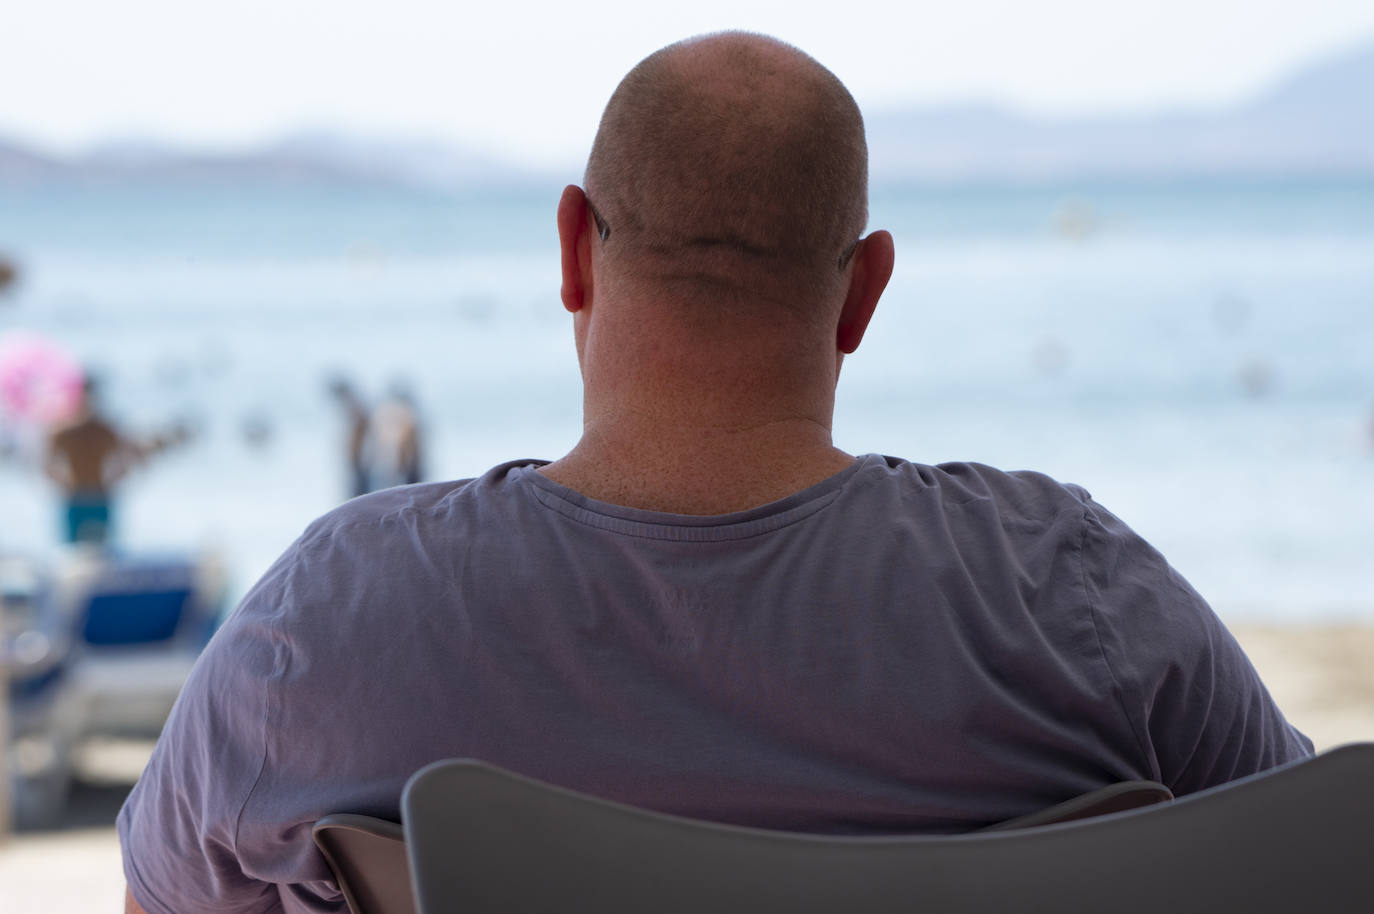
[539,415,855,515]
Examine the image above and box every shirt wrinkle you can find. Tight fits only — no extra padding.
[1077,500,1158,781]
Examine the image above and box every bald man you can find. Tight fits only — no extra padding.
[120,33,1310,914]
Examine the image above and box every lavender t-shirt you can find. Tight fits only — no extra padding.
[119,455,1312,914]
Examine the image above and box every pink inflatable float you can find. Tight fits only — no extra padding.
[0,332,84,425]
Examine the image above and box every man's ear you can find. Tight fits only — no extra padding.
[557,185,593,313]
[836,230,894,354]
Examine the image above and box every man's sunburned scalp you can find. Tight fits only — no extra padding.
[584,32,869,313]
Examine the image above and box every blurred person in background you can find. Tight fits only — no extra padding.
[364,381,424,489]
[326,376,371,498]
[43,374,188,545]
[0,254,17,297]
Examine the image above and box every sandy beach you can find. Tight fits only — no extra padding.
[3,622,1372,913]
[1230,623,1374,752]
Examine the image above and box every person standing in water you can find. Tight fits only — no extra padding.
[326,377,372,498]
[43,375,187,544]
[364,382,424,490]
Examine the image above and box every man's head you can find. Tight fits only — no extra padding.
[582,32,869,310]
[555,31,894,459]
[559,33,891,352]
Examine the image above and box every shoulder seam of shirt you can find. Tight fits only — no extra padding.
[300,500,429,546]
[296,473,494,545]
[230,549,296,868]
[1076,498,1156,777]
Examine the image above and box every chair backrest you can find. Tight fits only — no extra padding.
[312,778,1167,914]
[313,814,415,914]
[402,743,1374,914]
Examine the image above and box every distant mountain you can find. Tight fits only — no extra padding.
[0,130,542,190]
[0,134,61,179]
[1,39,1371,187]
[1247,39,1374,118]
[866,40,1374,181]
[260,131,526,188]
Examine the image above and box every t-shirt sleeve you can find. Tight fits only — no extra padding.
[1077,494,1313,795]
[117,549,294,914]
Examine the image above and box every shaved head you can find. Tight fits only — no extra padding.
[546,32,894,509]
[584,32,869,311]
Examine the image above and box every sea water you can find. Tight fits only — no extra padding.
[1,177,1371,620]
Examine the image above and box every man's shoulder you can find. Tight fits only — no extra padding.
[297,458,546,547]
[864,455,1092,515]
[49,414,110,442]
[230,460,547,620]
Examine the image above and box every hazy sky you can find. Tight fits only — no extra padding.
[6,0,1374,168]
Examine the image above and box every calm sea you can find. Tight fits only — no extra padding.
[1,176,1372,620]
